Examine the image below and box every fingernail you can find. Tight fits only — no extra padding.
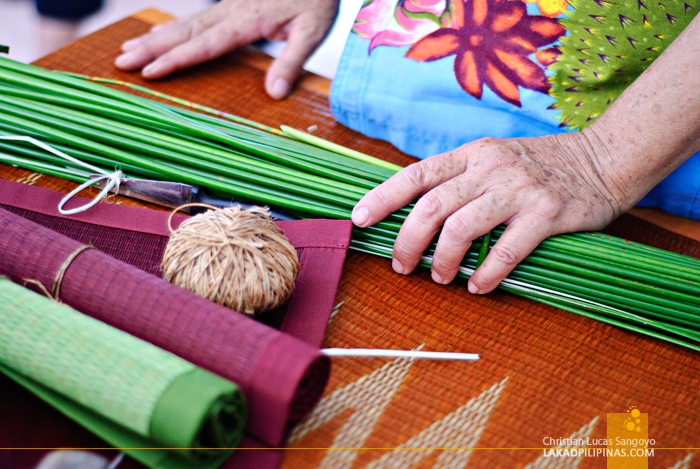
[468,282,481,294]
[432,270,444,284]
[121,38,139,51]
[392,258,405,274]
[151,24,166,32]
[142,62,160,77]
[115,52,134,68]
[352,206,369,226]
[270,78,290,99]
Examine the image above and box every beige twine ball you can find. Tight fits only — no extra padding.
[162,205,300,316]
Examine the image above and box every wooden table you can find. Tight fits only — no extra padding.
[3,9,700,469]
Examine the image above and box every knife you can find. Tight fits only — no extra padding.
[90,176,297,221]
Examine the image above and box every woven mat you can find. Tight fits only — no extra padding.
[0,15,698,469]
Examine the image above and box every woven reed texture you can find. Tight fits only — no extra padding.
[0,207,328,450]
[0,279,194,436]
[0,179,351,347]
[0,205,166,275]
[1,14,699,469]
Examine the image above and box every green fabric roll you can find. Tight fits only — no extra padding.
[0,278,247,468]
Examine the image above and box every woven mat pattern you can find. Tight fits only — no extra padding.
[0,15,696,469]
[0,205,167,275]
[0,206,328,448]
[0,279,194,436]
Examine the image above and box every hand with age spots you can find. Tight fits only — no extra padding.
[351,132,626,294]
[352,13,700,294]
[115,0,340,100]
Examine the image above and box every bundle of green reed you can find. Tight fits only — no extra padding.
[0,56,698,352]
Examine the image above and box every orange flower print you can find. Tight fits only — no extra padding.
[405,0,565,106]
[522,0,569,18]
[535,46,562,66]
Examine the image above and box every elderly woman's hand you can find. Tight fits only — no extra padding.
[352,132,628,294]
[115,0,340,99]
[352,10,700,295]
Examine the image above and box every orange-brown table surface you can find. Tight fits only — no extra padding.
[3,10,700,469]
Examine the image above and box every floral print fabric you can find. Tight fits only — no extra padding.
[329,0,700,219]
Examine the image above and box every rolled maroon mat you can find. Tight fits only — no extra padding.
[0,194,348,452]
[0,205,326,446]
[0,178,351,349]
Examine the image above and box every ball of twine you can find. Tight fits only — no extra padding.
[162,205,300,316]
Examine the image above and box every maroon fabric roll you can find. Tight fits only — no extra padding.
[0,178,351,348]
[0,180,352,454]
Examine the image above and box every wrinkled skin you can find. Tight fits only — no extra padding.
[352,132,623,294]
[117,4,700,295]
[353,12,700,294]
[115,0,340,99]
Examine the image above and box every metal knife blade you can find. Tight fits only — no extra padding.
[89,176,297,221]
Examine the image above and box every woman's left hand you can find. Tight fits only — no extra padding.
[351,132,627,294]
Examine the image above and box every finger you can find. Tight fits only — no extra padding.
[122,34,148,52]
[391,172,487,275]
[264,17,328,99]
[430,191,515,284]
[137,20,256,79]
[121,16,194,52]
[150,15,193,34]
[467,216,551,294]
[115,12,221,72]
[352,152,469,228]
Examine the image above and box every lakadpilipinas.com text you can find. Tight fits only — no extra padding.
[542,437,655,458]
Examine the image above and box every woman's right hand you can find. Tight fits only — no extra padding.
[115,0,340,99]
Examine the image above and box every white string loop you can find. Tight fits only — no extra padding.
[57,170,122,215]
[0,136,122,215]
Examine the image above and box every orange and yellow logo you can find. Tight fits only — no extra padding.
[606,407,653,469]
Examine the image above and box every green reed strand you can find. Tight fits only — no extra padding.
[0,137,167,181]
[54,69,398,180]
[0,61,394,186]
[562,231,700,269]
[0,106,366,210]
[515,293,700,352]
[0,94,374,196]
[508,267,700,327]
[0,152,91,183]
[3,56,700,349]
[281,126,403,173]
[57,70,286,136]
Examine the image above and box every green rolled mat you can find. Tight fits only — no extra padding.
[0,278,247,469]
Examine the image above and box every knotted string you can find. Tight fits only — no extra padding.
[0,136,122,215]
[23,245,94,302]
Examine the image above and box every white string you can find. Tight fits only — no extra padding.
[0,153,93,177]
[58,170,122,215]
[322,348,479,361]
[0,136,122,215]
